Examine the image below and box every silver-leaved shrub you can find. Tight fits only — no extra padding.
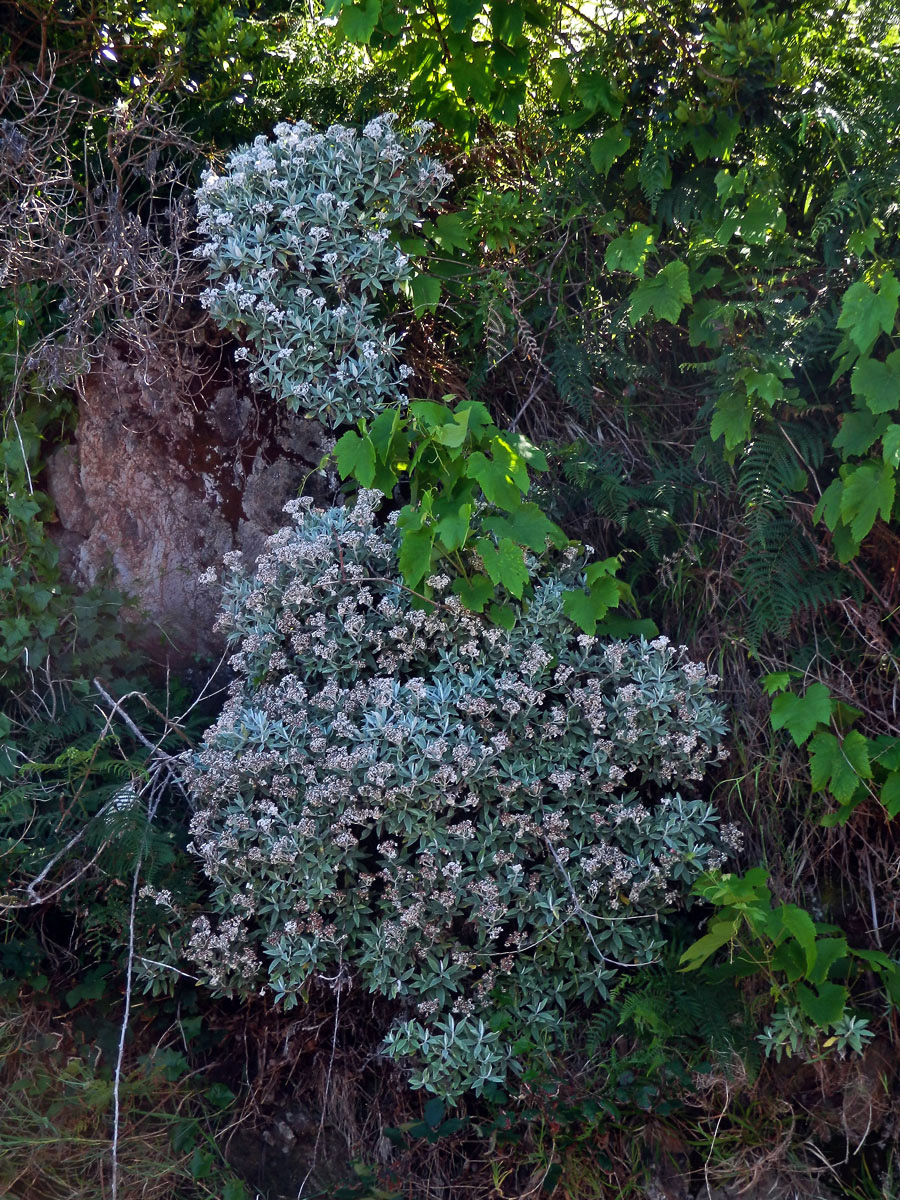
[182,492,733,1098]
[193,114,450,425]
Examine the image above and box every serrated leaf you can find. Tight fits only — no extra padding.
[807,938,849,986]
[475,537,528,598]
[454,399,493,435]
[409,273,442,316]
[446,0,482,30]
[590,125,631,176]
[814,478,844,531]
[6,495,40,521]
[585,556,622,586]
[850,350,900,415]
[430,211,472,251]
[466,452,523,509]
[629,261,691,325]
[594,614,659,638]
[452,573,494,612]
[883,425,900,468]
[881,770,900,818]
[809,729,871,804]
[575,70,623,119]
[833,409,891,457]
[398,526,435,589]
[678,919,738,971]
[334,429,376,487]
[796,981,847,1028]
[434,501,473,552]
[871,736,900,771]
[837,273,900,353]
[605,223,653,277]
[482,502,564,551]
[770,938,807,983]
[839,461,896,542]
[770,683,833,746]
[431,413,470,448]
[762,671,792,696]
[777,904,818,973]
[337,0,382,42]
[562,575,622,634]
[502,430,548,472]
[368,407,403,459]
[718,194,786,246]
[486,601,516,629]
[710,391,752,449]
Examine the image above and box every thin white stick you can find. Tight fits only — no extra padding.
[110,852,140,1200]
[296,964,345,1199]
[110,784,161,1199]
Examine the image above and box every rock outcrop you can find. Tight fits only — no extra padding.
[47,341,330,660]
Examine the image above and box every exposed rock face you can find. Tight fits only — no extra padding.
[47,342,330,660]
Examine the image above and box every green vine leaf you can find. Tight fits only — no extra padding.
[629,261,692,325]
[770,683,833,746]
[837,273,900,353]
[334,429,376,487]
[850,349,900,415]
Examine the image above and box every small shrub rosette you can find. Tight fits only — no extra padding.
[194,114,450,425]
[182,492,733,1096]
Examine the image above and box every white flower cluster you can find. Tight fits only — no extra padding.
[193,114,451,425]
[180,492,731,1097]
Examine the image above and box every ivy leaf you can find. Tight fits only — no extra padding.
[605,223,654,277]
[836,273,900,353]
[850,349,900,415]
[770,683,833,746]
[334,429,376,486]
[452,573,494,612]
[809,729,872,804]
[398,526,435,589]
[475,537,529,598]
[839,461,896,542]
[590,125,631,176]
[881,771,900,818]
[629,261,692,325]
[796,981,847,1028]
